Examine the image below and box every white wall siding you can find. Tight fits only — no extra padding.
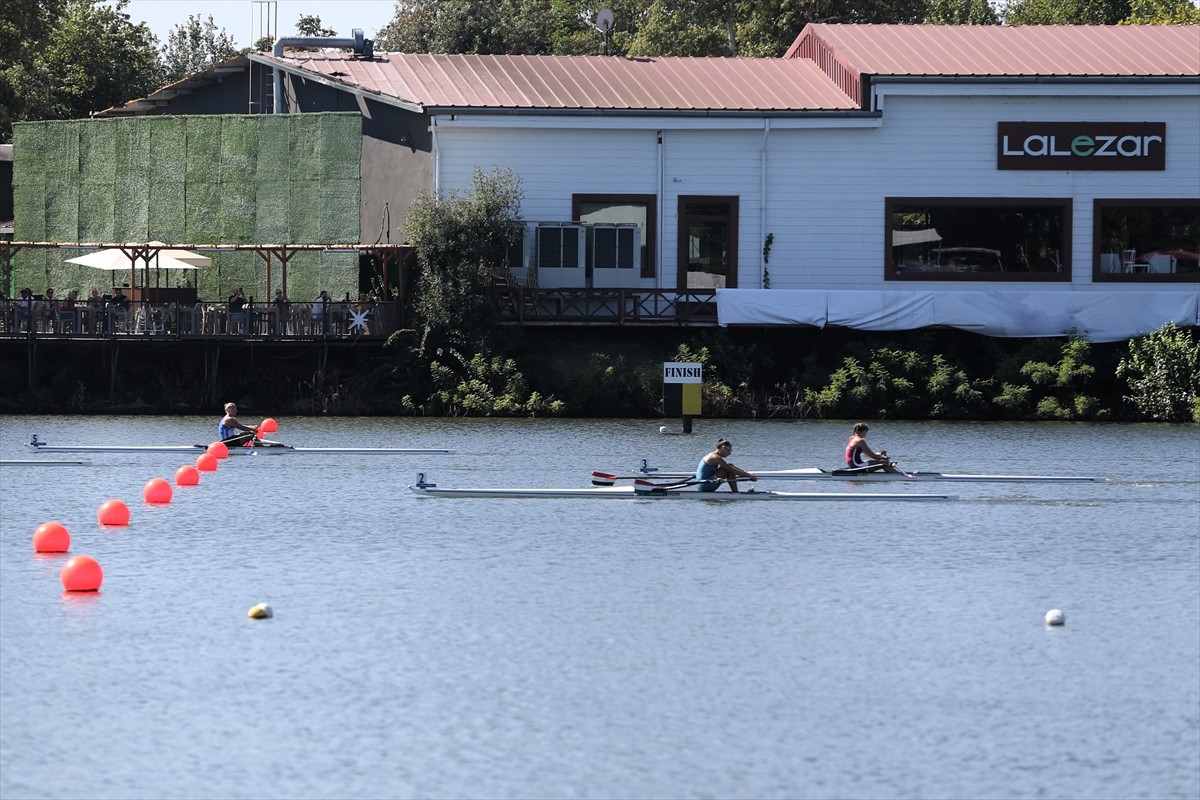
[762,93,1200,291]
[434,126,659,223]
[433,88,1197,295]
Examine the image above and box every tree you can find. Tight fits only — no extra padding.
[161,14,237,83]
[375,0,562,54]
[925,0,1000,24]
[1123,0,1200,23]
[1117,322,1200,422]
[406,167,525,351]
[296,15,337,37]
[0,0,66,141]
[1002,0,1131,24]
[3,0,161,135]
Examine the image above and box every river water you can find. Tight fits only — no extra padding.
[1,416,1197,800]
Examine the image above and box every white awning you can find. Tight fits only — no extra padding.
[892,228,941,247]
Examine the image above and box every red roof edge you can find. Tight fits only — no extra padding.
[785,26,863,108]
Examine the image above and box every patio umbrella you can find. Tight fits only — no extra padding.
[146,241,211,267]
[66,248,200,293]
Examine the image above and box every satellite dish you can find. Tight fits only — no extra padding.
[595,8,614,34]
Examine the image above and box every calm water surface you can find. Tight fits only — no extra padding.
[1,416,1197,800]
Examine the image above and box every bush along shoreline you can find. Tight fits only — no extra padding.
[1,323,1196,423]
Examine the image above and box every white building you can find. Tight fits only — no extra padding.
[103,24,1200,340]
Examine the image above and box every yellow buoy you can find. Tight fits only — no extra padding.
[247,602,274,619]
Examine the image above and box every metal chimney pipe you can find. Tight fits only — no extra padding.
[272,29,371,113]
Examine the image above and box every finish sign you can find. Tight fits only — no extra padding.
[663,361,702,417]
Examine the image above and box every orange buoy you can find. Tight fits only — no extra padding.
[33,521,71,553]
[97,499,130,526]
[61,555,103,591]
[175,465,200,486]
[259,418,278,433]
[207,441,229,459]
[143,477,173,504]
[195,452,218,472]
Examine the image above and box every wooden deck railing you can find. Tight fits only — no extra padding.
[0,289,718,341]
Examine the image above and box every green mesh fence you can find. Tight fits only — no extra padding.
[11,113,363,300]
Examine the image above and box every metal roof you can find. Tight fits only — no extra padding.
[96,55,251,117]
[256,52,860,113]
[787,24,1200,78]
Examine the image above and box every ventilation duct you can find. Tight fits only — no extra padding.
[272,29,373,113]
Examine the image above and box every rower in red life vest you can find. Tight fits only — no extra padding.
[845,423,904,474]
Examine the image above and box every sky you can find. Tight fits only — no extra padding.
[119,0,399,49]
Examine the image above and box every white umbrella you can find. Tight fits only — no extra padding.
[147,241,211,267]
[66,247,202,293]
[65,249,200,271]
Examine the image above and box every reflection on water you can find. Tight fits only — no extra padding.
[1,416,1198,800]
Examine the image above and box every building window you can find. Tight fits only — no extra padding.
[887,198,1071,281]
[573,195,656,279]
[1093,200,1199,282]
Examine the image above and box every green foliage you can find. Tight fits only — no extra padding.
[375,0,937,60]
[1002,0,1131,24]
[161,15,237,84]
[375,0,564,54]
[1011,336,1105,420]
[428,348,564,416]
[925,0,1000,23]
[407,167,524,351]
[801,345,992,419]
[296,15,337,37]
[1116,321,1200,422]
[5,0,162,132]
[1123,0,1200,23]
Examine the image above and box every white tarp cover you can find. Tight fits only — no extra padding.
[892,229,941,247]
[716,289,1200,342]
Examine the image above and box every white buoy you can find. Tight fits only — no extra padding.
[1045,608,1065,626]
[659,426,667,434]
[247,602,274,619]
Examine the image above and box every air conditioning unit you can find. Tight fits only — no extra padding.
[532,223,586,288]
[590,224,641,288]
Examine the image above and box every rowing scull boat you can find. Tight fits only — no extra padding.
[593,464,1103,484]
[26,436,452,456]
[410,476,953,501]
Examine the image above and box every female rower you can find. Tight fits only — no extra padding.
[695,438,757,493]
[845,423,903,474]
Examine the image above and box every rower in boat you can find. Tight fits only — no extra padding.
[219,402,260,446]
[696,438,757,492]
[845,423,907,476]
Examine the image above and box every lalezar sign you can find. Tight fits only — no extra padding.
[997,122,1165,171]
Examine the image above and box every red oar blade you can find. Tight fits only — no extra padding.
[591,471,618,486]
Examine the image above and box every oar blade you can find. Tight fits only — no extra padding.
[591,471,618,486]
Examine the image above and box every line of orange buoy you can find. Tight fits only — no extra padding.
[34,430,257,595]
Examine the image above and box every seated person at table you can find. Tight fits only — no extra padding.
[15,288,35,331]
[37,288,58,331]
[227,287,247,332]
[311,290,331,332]
[109,287,131,311]
[89,288,104,307]
[58,290,78,332]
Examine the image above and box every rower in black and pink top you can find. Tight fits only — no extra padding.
[845,423,903,474]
